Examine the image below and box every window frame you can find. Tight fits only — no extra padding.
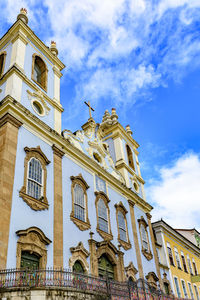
[188,282,195,300]
[192,258,198,276]
[27,157,44,200]
[174,247,182,269]
[174,276,181,298]
[115,202,131,250]
[31,53,48,92]
[187,255,194,275]
[181,279,188,298]
[126,144,135,171]
[138,216,153,261]
[70,174,91,231]
[181,251,188,273]
[95,191,113,241]
[194,284,200,300]
[167,242,175,266]
[19,146,50,210]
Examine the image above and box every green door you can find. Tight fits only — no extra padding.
[21,251,40,270]
[98,254,114,280]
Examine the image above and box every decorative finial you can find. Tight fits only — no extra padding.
[126,124,132,135]
[50,41,58,56]
[17,8,28,24]
[111,108,118,123]
[89,231,94,239]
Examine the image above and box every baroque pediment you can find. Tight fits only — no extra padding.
[62,119,125,185]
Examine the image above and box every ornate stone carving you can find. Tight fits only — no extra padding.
[145,272,159,289]
[125,262,138,281]
[19,146,50,211]
[69,242,90,274]
[16,227,51,269]
[27,89,50,116]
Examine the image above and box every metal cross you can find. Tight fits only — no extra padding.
[84,101,94,118]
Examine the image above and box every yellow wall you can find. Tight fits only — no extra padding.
[163,232,200,300]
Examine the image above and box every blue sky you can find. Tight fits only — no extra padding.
[1,0,200,229]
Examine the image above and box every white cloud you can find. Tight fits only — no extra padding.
[2,0,200,109]
[147,153,200,230]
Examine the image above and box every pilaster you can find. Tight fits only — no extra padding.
[118,249,126,282]
[88,233,98,276]
[146,212,164,291]
[0,113,22,268]
[128,199,144,279]
[52,144,65,268]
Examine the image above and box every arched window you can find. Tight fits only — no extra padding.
[74,184,85,222]
[27,158,43,200]
[115,202,131,250]
[73,260,85,274]
[138,216,153,260]
[0,52,6,77]
[32,54,48,91]
[19,146,50,211]
[95,191,113,241]
[140,224,148,251]
[126,144,135,171]
[118,211,127,242]
[98,198,108,233]
[98,254,114,280]
[70,174,90,231]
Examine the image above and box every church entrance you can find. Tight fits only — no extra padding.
[98,254,114,280]
[20,251,40,270]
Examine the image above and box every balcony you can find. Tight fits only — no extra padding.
[0,269,191,300]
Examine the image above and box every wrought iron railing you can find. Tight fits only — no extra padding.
[0,268,191,300]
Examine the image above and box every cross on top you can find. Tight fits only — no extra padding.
[84,101,94,118]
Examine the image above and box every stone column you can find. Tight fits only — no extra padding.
[52,144,65,268]
[0,113,22,269]
[128,199,144,279]
[117,247,126,282]
[88,232,98,276]
[146,212,164,291]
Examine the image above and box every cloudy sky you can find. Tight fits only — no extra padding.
[1,0,200,229]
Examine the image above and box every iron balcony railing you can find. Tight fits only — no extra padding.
[0,268,191,300]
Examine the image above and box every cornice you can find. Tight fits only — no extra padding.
[0,19,65,70]
[52,144,65,158]
[152,221,200,255]
[102,123,139,149]
[0,112,23,128]
[0,96,153,212]
[0,64,64,112]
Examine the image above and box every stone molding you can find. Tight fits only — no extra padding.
[52,144,65,158]
[70,174,91,231]
[19,146,50,211]
[145,272,159,289]
[125,262,138,281]
[115,202,131,250]
[0,112,23,128]
[95,191,113,241]
[69,242,90,274]
[16,227,51,269]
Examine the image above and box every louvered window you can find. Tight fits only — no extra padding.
[74,184,85,222]
[118,211,127,242]
[98,199,108,233]
[27,158,43,200]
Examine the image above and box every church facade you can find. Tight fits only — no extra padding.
[0,9,163,290]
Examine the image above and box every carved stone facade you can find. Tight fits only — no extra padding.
[69,242,90,274]
[16,227,51,269]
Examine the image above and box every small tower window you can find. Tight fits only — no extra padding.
[126,145,135,171]
[0,52,6,77]
[32,55,48,91]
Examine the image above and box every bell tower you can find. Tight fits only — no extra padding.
[0,8,65,133]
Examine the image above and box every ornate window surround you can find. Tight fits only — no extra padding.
[125,262,138,281]
[19,146,50,211]
[16,227,51,269]
[95,191,113,241]
[115,202,131,250]
[69,242,90,274]
[138,216,153,261]
[0,51,7,77]
[31,53,48,92]
[70,174,91,231]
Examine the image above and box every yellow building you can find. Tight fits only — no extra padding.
[153,220,200,300]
